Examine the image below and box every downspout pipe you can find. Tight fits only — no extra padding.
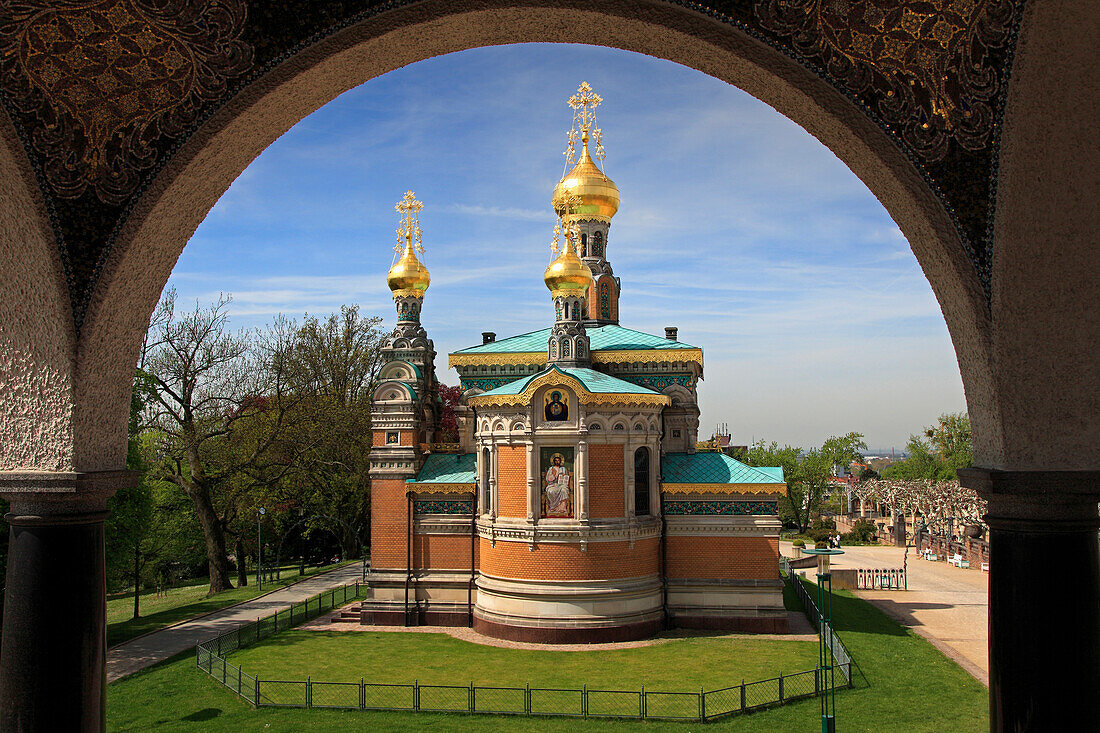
[405,490,413,626]
[468,405,479,627]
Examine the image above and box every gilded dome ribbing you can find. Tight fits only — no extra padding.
[544,238,594,298]
[387,236,430,298]
[552,131,620,223]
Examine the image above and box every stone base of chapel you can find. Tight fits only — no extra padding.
[473,613,664,643]
[361,569,475,626]
[666,577,789,634]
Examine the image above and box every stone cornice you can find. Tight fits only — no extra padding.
[958,467,1100,531]
[478,517,661,549]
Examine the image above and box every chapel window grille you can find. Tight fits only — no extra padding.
[481,448,491,513]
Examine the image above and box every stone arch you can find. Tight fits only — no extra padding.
[70,0,994,476]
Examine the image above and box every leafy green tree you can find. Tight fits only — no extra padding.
[883,413,972,481]
[143,291,304,594]
[746,433,866,533]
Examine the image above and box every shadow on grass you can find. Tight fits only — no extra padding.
[180,708,222,721]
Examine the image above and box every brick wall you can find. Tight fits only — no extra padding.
[497,445,527,517]
[479,537,659,581]
[413,533,476,570]
[370,478,410,570]
[588,444,624,518]
[665,536,779,580]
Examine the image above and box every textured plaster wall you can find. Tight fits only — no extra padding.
[10,0,1091,477]
[0,119,75,472]
[988,1,1100,469]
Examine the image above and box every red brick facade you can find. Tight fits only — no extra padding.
[479,537,659,581]
[588,444,624,517]
[496,445,527,517]
[413,533,476,570]
[665,536,779,580]
[369,478,410,570]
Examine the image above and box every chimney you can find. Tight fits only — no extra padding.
[665,326,678,341]
[482,332,496,344]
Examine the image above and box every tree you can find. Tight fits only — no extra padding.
[883,413,972,481]
[142,291,303,594]
[437,384,463,443]
[746,432,866,534]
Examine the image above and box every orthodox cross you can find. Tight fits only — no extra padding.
[394,190,424,255]
[565,81,605,165]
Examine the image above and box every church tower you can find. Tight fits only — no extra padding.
[544,219,593,367]
[367,191,438,614]
[552,82,621,326]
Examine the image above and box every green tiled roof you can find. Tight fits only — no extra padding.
[453,324,698,354]
[662,452,785,485]
[410,453,477,484]
[476,365,659,398]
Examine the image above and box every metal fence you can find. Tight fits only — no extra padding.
[856,567,906,590]
[781,559,855,686]
[195,575,850,722]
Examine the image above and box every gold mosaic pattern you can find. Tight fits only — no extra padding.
[662,484,786,496]
[0,0,251,203]
[756,0,1014,161]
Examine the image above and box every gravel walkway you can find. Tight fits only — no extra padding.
[106,563,365,683]
[783,541,989,685]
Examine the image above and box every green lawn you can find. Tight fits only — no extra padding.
[107,561,361,648]
[107,582,989,732]
[229,630,819,690]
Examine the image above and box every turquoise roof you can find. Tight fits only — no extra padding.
[662,452,785,485]
[409,453,477,484]
[476,365,660,398]
[454,324,698,355]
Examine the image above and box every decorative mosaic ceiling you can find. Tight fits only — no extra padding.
[0,0,1022,330]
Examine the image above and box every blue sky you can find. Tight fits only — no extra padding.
[169,43,965,451]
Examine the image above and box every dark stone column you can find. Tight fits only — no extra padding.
[959,469,1100,733]
[0,471,135,733]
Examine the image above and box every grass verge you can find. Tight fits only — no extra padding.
[107,561,360,648]
[107,583,987,732]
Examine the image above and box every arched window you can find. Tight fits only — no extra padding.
[581,232,588,257]
[593,231,604,257]
[481,448,492,513]
[634,447,650,516]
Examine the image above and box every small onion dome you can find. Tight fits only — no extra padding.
[387,238,431,298]
[552,132,619,223]
[544,240,594,299]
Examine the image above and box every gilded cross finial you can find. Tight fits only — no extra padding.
[564,81,606,166]
[394,190,425,256]
[568,81,602,131]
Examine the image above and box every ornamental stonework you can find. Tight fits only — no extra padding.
[0,0,251,204]
[755,0,1015,163]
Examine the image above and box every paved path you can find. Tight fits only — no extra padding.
[106,563,365,683]
[783,542,989,685]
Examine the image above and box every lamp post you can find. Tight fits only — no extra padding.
[802,547,844,733]
[257,507,266,591]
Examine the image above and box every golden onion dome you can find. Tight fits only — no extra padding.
[552,132,620,222]
[387,237,431,298]
[544,240,594,298]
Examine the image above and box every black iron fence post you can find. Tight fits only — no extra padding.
[525,683,531,715]
[254,675,260,708]
[360,677,365,710]
[414,679,420,712]
[306,676,312,708]
[582,683,587,718]
[698,686,704,722]
[469,681,475,713]
[640,684,645,719]
[779,672,784,702]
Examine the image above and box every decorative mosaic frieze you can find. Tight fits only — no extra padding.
[663,500,779,515]
[461,376,522,392]
[619,373,693,391]
[414,499,473,515]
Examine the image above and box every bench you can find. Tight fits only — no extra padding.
[948,553,969,568]
[980,562,989,572]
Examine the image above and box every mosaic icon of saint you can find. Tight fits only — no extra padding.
[544,453,572,517]
[545,390,568,421]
